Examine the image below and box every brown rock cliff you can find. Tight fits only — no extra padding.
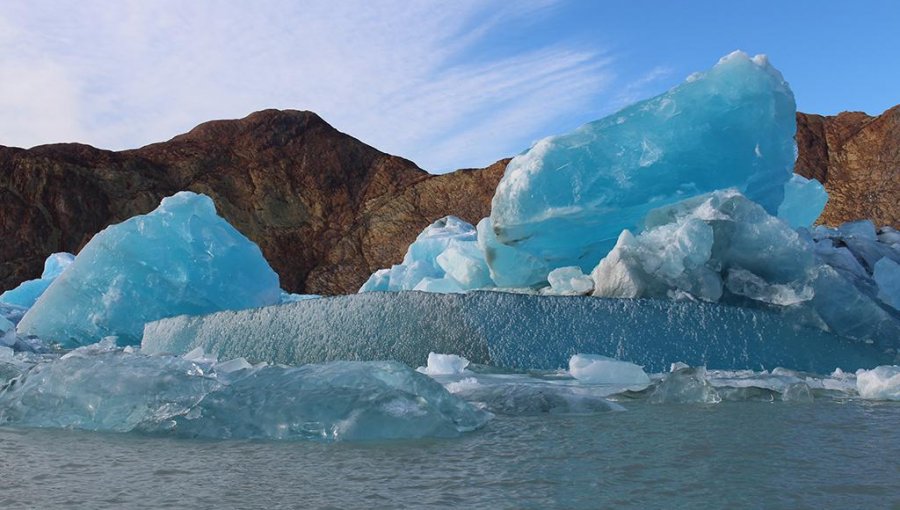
[1,108,896,295]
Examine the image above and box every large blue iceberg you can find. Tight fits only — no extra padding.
[0,343,489,440]
[486,51,797,286]
[141,291,890,374]
[16,192,282,347]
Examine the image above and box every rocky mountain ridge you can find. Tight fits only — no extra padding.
[1,107,897,294]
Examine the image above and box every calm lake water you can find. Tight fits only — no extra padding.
[1,399,897,509]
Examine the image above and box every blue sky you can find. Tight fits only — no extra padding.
[1,1,897,172]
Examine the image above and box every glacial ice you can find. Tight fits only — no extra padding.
[486,51,797,286]
[360,216,492,292]
[16,192,282,347]
[568,354,650,387]
[141,291,890,374]
[590,189,900,349]
[855,365,900,401]
[0,344,489,440]
[873,258,900,310]
[0,252,74,309]
[776,174,829,228]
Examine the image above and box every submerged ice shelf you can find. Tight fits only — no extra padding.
[142,291,890,374]
[0,343,489,441]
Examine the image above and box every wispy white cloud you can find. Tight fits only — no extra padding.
[0,0,615,171]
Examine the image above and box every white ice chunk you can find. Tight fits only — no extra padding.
[544,267,594,296]
[418,352,470,376]
[856,365,900,401]
[568,354,651,387]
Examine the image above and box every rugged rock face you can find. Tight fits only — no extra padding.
[795,107,899,227]
[1,107,896,294]
[0,110,504,295]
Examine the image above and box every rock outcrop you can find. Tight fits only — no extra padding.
[795,106,899,227]
[1,107,896,294]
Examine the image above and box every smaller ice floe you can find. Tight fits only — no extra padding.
[856,366,900,401]
[16,192,282,347]
[776,174,828,229]
[417,352,470,376]
[568,354,650,388]
[0,346,489,441]
[0,252,74,309]
[360,216,493,293]
[873,258,900,311]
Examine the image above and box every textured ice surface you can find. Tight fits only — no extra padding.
[856,365,900,401]
[0,253,74,309]
[568,354,650,387]
[487,52,796,286]
[0,344,489,441]
[591,189,900,349]
[777,174,828,228]
[360,216,492,292]
[142,291,889,374]
[17,192,281,347]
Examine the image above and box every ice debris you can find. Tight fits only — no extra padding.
[856,365,900,401]
[568,354,650,387]
[0,252,74,309]
[543,267,594,296]
[590,189,900,349]
[16,192,282,347]
[776,174,829,229]
[873,258,900,311]
[0,345,489,441]
[360,216,492,293]
[649,366,722,404]
[142,291,890,374]
[486,51,797,286]
[417,352,470,376]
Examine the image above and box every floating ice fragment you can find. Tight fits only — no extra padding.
[856,365,900,401]
[568,354,651,387]
[649,366,721,404]
[16,192,281,347]
[488,51,796,286]
[417,353,470,376]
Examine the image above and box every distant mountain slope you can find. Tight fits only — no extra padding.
[1,107,896,294]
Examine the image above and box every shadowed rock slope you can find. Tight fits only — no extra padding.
[0,110,504,294]
[1,108,896,294]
